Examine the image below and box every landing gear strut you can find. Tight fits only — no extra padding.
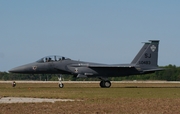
[58,75,64,88]
[12,81,16,87]
[99,77,111,88]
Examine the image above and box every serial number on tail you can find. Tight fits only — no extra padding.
[139,61,151,65]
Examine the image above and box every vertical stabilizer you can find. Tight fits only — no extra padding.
[131,40,159,68]
[131,42,150,64]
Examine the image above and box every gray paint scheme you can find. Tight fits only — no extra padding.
[9,40,163,88]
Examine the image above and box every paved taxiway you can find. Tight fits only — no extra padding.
[1,81,180,83]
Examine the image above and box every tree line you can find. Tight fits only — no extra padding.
[0,64,180,81]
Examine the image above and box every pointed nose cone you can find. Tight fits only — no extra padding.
[9,63,36,73]
[9,66,26,73]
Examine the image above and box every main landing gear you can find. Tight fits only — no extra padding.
[58,75,64,88]
[100,80,111,88]
[99,77,111,88]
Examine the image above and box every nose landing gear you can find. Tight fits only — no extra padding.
[12,81,16,87]
[58,75,64,88]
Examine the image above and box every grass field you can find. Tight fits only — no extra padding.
[1,82,180,114]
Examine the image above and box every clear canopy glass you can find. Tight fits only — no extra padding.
[36,55,71,63]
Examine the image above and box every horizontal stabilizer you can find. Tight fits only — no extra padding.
[143,68,164,72]
[88,64,135,68]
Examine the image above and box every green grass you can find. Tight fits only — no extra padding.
[1,82,180,114]
[1,83,180,99]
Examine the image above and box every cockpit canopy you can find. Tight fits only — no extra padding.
[36,55,71,63]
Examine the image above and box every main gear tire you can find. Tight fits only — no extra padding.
[100,81,111,88]
[104,81,111,88]
[59,83,64,88]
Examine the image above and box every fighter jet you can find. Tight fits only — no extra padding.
[9,40,163,88]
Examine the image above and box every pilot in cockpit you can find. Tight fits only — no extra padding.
[48,58,51,62]
[45,58,48,62]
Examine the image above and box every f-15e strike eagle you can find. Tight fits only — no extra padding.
[9,40,163,88]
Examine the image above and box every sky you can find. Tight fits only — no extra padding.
[0,0,180,72]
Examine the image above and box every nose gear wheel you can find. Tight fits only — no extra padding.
[58,75,64,88]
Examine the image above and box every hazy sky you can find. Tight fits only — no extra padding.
[0,0,180,71]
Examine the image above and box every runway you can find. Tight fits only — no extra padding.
[1,80,180,83]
